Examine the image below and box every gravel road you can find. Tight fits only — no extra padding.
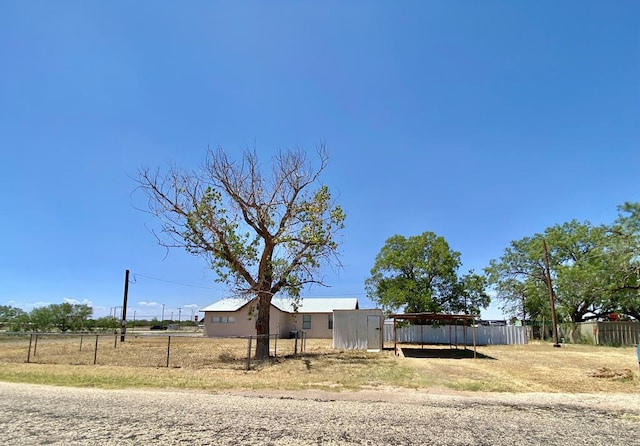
[0,382,638,445]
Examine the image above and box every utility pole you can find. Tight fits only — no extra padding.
[178,308,182,325]
[542,239,561,348]
[121,270,129,342]
[161,304,165,325]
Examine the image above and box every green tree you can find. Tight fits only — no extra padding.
[135,145,345,359]
[29,306,54,331]
[92,316,119,331]
[25,303,93,332]
[0,305,25,328]
[607,202,640,319]
[365,232,490,315]
[50,303,93,331]
[486,207,640,323]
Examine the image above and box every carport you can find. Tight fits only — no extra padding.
[390,312,480,358]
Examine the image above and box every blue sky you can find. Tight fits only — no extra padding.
[1,1,638,321]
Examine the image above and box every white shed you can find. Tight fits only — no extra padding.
[333,309,384,351]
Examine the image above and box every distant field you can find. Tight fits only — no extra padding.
[0,334,638,394]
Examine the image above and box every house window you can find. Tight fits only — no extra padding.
[212,316,236,323]
[226,316,236,323]
[328,314,333,330]
[302,314,311,330]
[212,316,222,323]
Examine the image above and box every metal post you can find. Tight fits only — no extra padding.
[274,334,278,358]
[463,321,468,351]
[472,319,477,359]
[121,269,129,342]
[166,336,171,367]
[80,333,84,352]
[294,331,298,355]
[455,320,459,350]
[94,335,99,364]
[637,334,640,374]
[114,334,118,348]
[27,333,33,363]
[246,336,252,370]
[33,334,38,357]
[393,317,397,356]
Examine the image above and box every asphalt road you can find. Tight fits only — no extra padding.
[0,382,638,445]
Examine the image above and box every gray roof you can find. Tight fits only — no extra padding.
[200,297,359,314]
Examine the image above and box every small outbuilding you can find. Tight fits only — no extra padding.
[333,309,384,351]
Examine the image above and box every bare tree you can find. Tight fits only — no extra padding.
[134,144,345,359]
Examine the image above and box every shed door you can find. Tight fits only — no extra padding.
[367,315,381,350]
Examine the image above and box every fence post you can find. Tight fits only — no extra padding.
[246,336,252,371]
[80,333,84,352]
[302,331,306,353]
[274,334,278,358]
[294,331,298,355]
[94,335,99,365]
[27,333,33,363]
[33,334,39,357]
[166,336,171,368]
[637,334,640,374]
[114,333,118,349]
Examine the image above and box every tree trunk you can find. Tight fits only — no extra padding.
[254,291,272,360]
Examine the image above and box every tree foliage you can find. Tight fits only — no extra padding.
[486,203,640,322]
[3,303,93,332]
[135,144,345,359]
[365,232,490,315]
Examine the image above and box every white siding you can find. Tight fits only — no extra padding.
[333,309,384,350]
[384,324,527,345]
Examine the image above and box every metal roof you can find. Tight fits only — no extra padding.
[199,298,251,312]
[200,297,359,314]
[273,297,359,313]
[389,312,479,321]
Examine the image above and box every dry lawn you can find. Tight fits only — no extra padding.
[0,334,638,394]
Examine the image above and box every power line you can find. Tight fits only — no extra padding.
[130,272,369,297]
[131,273,223,291]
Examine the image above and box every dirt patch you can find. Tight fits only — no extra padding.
[588,367,635,380]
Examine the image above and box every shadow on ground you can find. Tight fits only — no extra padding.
[400,347,496,360]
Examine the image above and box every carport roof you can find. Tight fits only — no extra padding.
[389,312,479,321]
[389,312,479,358]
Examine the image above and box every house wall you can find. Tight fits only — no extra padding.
[203,304,295,338]
[203,303,253,337]
[274,309,297,337]
[288,313,333,338]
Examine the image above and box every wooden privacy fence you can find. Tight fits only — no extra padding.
[566,321,640,346]
[384,324,527,345]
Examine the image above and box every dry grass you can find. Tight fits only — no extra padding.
[0,335,638,394]
[402,341,640,393]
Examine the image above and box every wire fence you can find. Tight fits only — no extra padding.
[0,331,308,371]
